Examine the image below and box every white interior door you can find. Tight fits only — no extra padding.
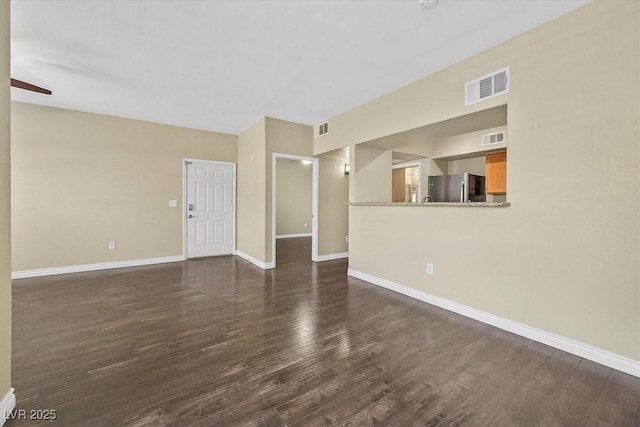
[186,161,234,258]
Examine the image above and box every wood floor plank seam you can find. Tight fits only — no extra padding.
[415,338,540,426]
[8,247,640,427]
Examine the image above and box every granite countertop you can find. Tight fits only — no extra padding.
[348,201,511,207]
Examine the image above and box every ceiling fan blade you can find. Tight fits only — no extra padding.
[11,78,52,95]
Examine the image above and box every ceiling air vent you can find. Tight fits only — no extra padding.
[316,122,329,137]
[465,67,510,106]
[482,131,506,146]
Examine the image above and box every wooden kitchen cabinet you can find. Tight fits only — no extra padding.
[486,151,507,195]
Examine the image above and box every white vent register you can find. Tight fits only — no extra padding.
[465,67,510,106]
[316,122,329,137]
[482,131,506,146]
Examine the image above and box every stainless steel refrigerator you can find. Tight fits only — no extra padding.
[428,173,486,202]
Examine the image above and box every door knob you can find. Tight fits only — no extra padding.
[188,214,194,219]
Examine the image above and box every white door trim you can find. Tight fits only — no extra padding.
[182,158,237,260]
[272,153,319,268]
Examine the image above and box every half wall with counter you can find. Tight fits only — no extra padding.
[326,1,639,374]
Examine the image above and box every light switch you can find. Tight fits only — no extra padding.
[168,200,178,207]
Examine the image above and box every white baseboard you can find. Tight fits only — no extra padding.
[12,256,186,279]
[0,388,15,427]
[235,250,274,270]
[275,233,312,239]
[347,269,640,378]
[316,252,349,262]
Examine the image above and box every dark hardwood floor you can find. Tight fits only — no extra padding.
[276,237,311,266]
[8,256,640,426]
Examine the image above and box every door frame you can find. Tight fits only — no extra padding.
[392,160,422,202]
[182,158,237,260]
[272,153,319,267]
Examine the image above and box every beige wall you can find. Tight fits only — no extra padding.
[353,145,391,202]
[238,116,348,263]
[318,157,348,255]
[237,117,314,263]
[276,158,312,236]
[429,126,507,160]
[11,102,237,271]
[334,2,640,361]
[265,118,313,263]
[447,157,486,176]
[0,0,12,402]
[236,118,266,261]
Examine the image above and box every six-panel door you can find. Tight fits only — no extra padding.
[186,162,234,258]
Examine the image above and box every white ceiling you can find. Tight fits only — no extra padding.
[10,0,588,135]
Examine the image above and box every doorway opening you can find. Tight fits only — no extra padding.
[272,153,318,267]
[392,161,422,203]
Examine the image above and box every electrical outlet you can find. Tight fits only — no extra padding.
[168,200,178,207]
[426,263,434,275]
[304,222,308,228]
[345,235,349,242]
[108,241,116,250]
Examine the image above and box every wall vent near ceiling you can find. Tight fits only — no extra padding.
[465,67,510,106]
[316,122,329,137]
[482,131,506,146]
